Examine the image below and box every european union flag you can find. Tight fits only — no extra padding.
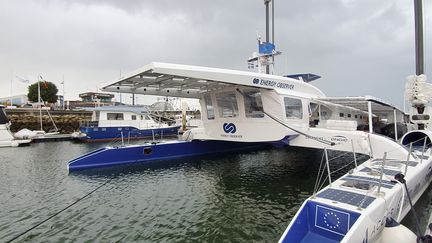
[315,205,350,235]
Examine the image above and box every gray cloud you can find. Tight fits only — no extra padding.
[0,0,430,108]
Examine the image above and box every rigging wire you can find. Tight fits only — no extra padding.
[234,88,335,146]
[6,179,112,243]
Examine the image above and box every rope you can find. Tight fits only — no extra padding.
[6,179,112,243]
[234,88,335,146]
[263,111,336,146]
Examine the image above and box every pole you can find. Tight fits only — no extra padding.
[368,101,373,134]
[62,75,65,110]
[393,109,398,141]
[38,79,43,131]
[271,0,275,73]
[414,0,424,75]
[10,74,12,106]
[405,143,412,176]
[351,139,358,169]
[377,152,387,194]
[132,93,135,106]
[265,0,270,74]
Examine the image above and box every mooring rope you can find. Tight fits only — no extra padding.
[6,178,112,243]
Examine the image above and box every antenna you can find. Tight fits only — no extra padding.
[247,0,281,75]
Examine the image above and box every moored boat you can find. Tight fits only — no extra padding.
[0,105,31,147]
[73,106,180,142]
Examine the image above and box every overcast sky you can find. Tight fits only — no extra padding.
[0,0,430,109]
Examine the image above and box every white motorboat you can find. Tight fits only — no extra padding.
[0,106,31,147]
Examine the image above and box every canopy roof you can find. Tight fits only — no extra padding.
[84,105,150,114]
[101,62,325,99]
[318,96,405,115]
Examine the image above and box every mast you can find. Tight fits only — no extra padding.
[265,0,270,74]
[62,75,65,110]
[414,0,424,75]
[38,77,43,131]
[247,0,280,75]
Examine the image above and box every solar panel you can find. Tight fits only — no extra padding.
[360,167,401,176]
[317,188,375,208]
[341,175,395,189]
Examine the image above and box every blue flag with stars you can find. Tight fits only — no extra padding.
[315,205,350,235]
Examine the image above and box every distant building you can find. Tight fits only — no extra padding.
[0,95,28,106]
[66,92,116,110]
[79,92,114,103]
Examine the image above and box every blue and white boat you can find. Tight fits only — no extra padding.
[73,106,180,142]
[279,74,432,243]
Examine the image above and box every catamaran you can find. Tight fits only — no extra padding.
[67,0,432,241]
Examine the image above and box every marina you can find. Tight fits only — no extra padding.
[1,141,431,242]
[1,0,432,242]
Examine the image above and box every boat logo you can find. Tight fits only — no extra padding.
[331,135,348,143]
[252,78,295,90]
[223,123,237,134]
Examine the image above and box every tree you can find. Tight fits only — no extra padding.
[27,81,58,103]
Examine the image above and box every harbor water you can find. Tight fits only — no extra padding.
[1,141,431,242]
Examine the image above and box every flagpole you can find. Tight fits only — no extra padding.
[62,75,65,110]
[10,72,13,106]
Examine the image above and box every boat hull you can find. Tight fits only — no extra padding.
[68,139,271,171]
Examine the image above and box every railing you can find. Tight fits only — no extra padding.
[312,134,431,212]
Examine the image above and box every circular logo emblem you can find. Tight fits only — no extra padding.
[223,123,236,134]
[252,78,260,84]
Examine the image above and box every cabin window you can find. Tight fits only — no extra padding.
[131,115,137,120]
[216,92,239,118]
[284,97,303,119]
[347,114,352,118]
[339,113,344,118]
[355,115,358,119]
[107,113,124,120]
[309,103,319,116]
[0,108,9,124]
[95,111,100,121]
[204,94,215,120]
[243,90,264,118]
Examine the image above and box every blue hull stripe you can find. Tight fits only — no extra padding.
[68,140,272,171]
[79,126,180,141]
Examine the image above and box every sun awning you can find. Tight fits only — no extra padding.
[101,62,279,99]
[317,96,405,116]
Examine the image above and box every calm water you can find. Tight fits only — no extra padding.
[1,141,431,242]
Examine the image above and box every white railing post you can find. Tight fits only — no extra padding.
[421,137,427,164]
[368,101,373,134]
[377,152,387,194]
[351,139,358,169]
[405,143,412,176]
[393,109,398,141]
